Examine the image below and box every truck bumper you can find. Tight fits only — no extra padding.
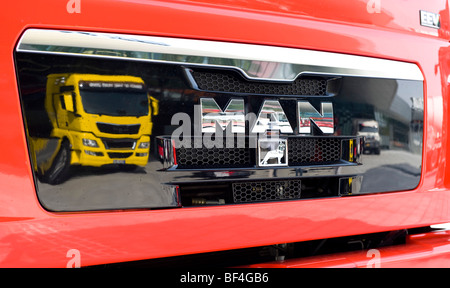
[241,227,450,268]
[70,132,151,167]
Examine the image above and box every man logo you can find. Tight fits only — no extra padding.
[197,98,334,167]
[258,138,288,167]
[171,98,334,160]
[200,98,334,135]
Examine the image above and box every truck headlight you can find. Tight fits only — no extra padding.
[82,138,99,147]
[85,150,103,156]
[138,142,150,149]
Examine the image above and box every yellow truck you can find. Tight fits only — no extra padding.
[32,74,154,184]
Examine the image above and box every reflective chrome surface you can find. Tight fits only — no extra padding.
[200,98,245,133]
[298,101,334,134]
[251,100,294,134]
[15,29,424,212]
[258,138,288,167]
[17,29,424,82]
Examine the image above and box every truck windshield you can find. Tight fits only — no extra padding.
[359,125,378,133]
[80,89,149,117]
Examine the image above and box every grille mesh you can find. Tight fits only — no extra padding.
[191,70,328,96]
[107,152,133,159]
[103,139,136,149]
[176,146,251,168]
[288,138,341,165]
[232,180,301,203]
[175,137,343,168]
[97,123,140,134]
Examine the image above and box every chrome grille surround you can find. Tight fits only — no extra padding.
[16,28,424,211]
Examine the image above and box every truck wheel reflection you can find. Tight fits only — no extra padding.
[41,139,71,184]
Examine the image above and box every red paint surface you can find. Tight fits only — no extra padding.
[0,0,449,267]
[243,230,450,268]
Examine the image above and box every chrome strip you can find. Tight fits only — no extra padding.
[163,165,364,183]
[156,135,364,182]
[17,29,424,82]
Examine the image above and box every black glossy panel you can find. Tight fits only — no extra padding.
[15,52,423,211]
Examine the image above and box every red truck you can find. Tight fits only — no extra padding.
[1,0,450,270]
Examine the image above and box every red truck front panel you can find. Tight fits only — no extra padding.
[1,0,450,268]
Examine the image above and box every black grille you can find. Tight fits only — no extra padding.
[232,180,301,203]
[191,69,329,96]
[107,152,133,159]
[97,123,140,134]
[175,137,347,169]
[288,137,341,165]
[103,139,136,149]
[176,145,252,168]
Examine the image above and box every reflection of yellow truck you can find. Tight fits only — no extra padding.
[34,74,154,184]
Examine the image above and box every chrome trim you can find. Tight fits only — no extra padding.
[420,10,440,29]
[17,29,424,82]
[164,164,364,183]
[156,135,364,182]
[339,175,363,196]
[258,138,288,167]
[251,100,294,134]
[298,101,334,134]
[200,98,245,133]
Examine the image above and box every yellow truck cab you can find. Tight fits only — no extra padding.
[35,74,153,184]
